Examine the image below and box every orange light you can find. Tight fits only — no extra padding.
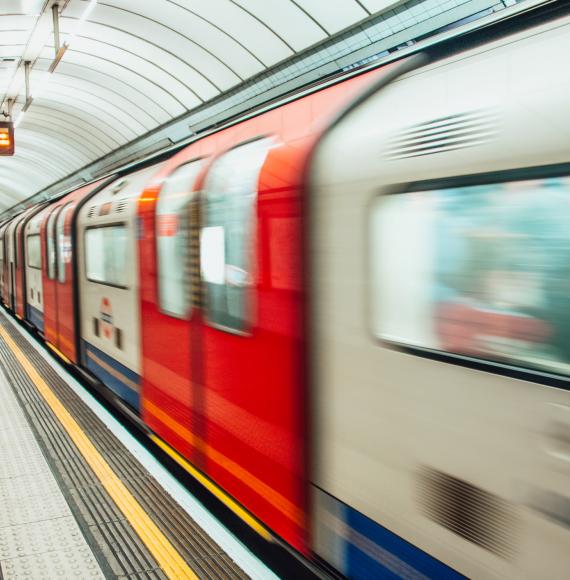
[0,122,14,156]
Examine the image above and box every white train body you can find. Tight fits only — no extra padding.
[311,14,570,579]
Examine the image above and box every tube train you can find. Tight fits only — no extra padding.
[2,5,569,578]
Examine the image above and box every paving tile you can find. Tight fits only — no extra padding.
[0,545,104,579]
[0,490,72,528]
[0,472,61,503]
[0,515,84,560]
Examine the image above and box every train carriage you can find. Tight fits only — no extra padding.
[76,165,164,411]
[310,12,570,579]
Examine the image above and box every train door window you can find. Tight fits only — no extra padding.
[201,137,273,333]
[27,235,41,269]
[56,204,72,283]
[85,225,128,288]
[0,236,4,286]
[12,220,19,268]
[156,159,203,319]
[370,174,570,378]
[7,228,14,262]
[47,209,59,280]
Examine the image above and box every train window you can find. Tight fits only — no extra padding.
[13,219,19,268]
[56,204,72,283]
[371,175,570,377]
[46,209,58,280]
[201,137,273,333]
[85,225,128,288]
[27,235,41,269]
[156,160,203,319]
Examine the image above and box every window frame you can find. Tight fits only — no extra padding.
[155,158,203,321]
[84,222,130,290]
[368,162,570,392]
[46,206,61,281]
[12,217,20,268]
[26,234,42,270]
[56,203,72,283]
[201,135,272,337]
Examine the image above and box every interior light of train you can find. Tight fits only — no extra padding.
[0,122,14,156]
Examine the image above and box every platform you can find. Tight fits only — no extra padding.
[0,310,277,579]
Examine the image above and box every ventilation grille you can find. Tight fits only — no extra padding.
[383,109,499,160]
[418,467,516,559]
[87,206,96,218]
[114,199,128,214]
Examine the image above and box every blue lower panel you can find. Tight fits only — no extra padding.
[316,488,464,579]
[81,340,140,410]
[26,304,44,333]
[345,505,463,579]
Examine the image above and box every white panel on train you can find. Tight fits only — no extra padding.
[76,163,164,409]
[310,15,570,580]
[24,206,50,331]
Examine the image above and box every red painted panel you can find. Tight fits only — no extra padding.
[15,218,26,318]
[137,66,384,553]
[42,205,60,347]
[201,139,309,550]
[0,227,7,306]
[138,166,202,463]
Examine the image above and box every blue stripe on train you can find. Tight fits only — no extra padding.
[345,504,464,579]
[80,340,140,410]
[316,488,464,579]
[26,304,44,333]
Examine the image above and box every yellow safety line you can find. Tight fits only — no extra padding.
[46,341,72,365]
[150,434,273,541]
[0,325,197,580]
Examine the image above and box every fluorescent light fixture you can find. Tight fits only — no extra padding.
[8,1,98,130]
[65,0,97,47]
[14,112,25,128]
[20,0,43,16]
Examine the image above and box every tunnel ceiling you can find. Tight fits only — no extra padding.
[0,0,506,212]
[0,0,398,210]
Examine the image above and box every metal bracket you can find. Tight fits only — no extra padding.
[22,62,33,112]
[48,3,67,73]
[52,3,60,56]
[2,99,14,120]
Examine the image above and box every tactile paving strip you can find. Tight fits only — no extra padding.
[1,546,103,579]
[0,361,104,580]
[0,316,249,579]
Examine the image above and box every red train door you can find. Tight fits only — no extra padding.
[54,203,74,360]
[7,210,32,314]
[43,205,63,350]
[199,137,308,551]
[15,218,26,318]
[139,159,206,463]
[0,223,6,303]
